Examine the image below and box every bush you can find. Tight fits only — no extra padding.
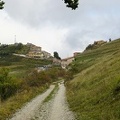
[0,68,21,101]
[25,70,51,87]
[25,67,66,87]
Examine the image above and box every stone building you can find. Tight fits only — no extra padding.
[26,43,51,59]
[61,57,74,69]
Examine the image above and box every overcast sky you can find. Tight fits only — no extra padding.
[0,0,120,58]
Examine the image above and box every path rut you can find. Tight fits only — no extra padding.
[9,83,75,120]
[32,83,75,120]
[9,85,55,120]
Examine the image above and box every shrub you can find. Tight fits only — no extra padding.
[0,68,21,101]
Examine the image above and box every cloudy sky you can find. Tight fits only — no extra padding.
[0,0,120,58]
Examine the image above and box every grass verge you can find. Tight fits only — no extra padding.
[0,85,48,120]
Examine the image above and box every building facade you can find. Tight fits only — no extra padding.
[26,43,51,59]
[61,57,74,69]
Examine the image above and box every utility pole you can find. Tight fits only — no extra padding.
[14,35,16,44]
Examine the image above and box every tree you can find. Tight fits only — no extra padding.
[63,0,79,10]
[54,51,61,60]
[0,0,79,10]
[0,0,5,9]
[109,38,111,42]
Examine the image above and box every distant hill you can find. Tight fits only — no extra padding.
[66,38,120,119]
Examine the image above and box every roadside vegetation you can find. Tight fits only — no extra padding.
[0,65,65,119]
[66,38,120,120]
[0,44,66,119]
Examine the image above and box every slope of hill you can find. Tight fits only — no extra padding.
[66,39,120,120]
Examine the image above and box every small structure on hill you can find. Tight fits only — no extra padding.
[27,43,42,58]
[26,43,51,59]
[61,57,74,69]
[73,52,81,57]
[53,58,61,65]
[85,40,107,51]
[94,40,107,45]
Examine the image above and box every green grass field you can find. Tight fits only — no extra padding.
[66,39,120,120]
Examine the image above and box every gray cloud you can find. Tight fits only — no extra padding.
[2,0,120,58]
[4,0,120,30]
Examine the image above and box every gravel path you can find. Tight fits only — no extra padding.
[49,83,75,120]
[9,85,55,120]
[32,83,75,120]
[9,83,75,120]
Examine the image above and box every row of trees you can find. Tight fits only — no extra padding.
[0,0,79,10]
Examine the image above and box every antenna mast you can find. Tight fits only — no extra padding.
[14,35,16,44]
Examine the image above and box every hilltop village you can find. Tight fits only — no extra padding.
[12,42,80,69]
[0,40,107,69]
[13,43,52,59]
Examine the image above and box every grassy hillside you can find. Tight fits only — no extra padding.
[66,39,120,120]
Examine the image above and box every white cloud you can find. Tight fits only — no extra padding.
[0,11,69,58]
[0,0,120,58]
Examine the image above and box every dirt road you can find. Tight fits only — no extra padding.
[9,85,55,120]
[9,83,75,120]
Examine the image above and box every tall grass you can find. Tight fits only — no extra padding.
[0,85,48,120]
[66,39,120,120]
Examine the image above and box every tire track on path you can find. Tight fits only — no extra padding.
[9,85,55,120]
[33,83,75,120]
